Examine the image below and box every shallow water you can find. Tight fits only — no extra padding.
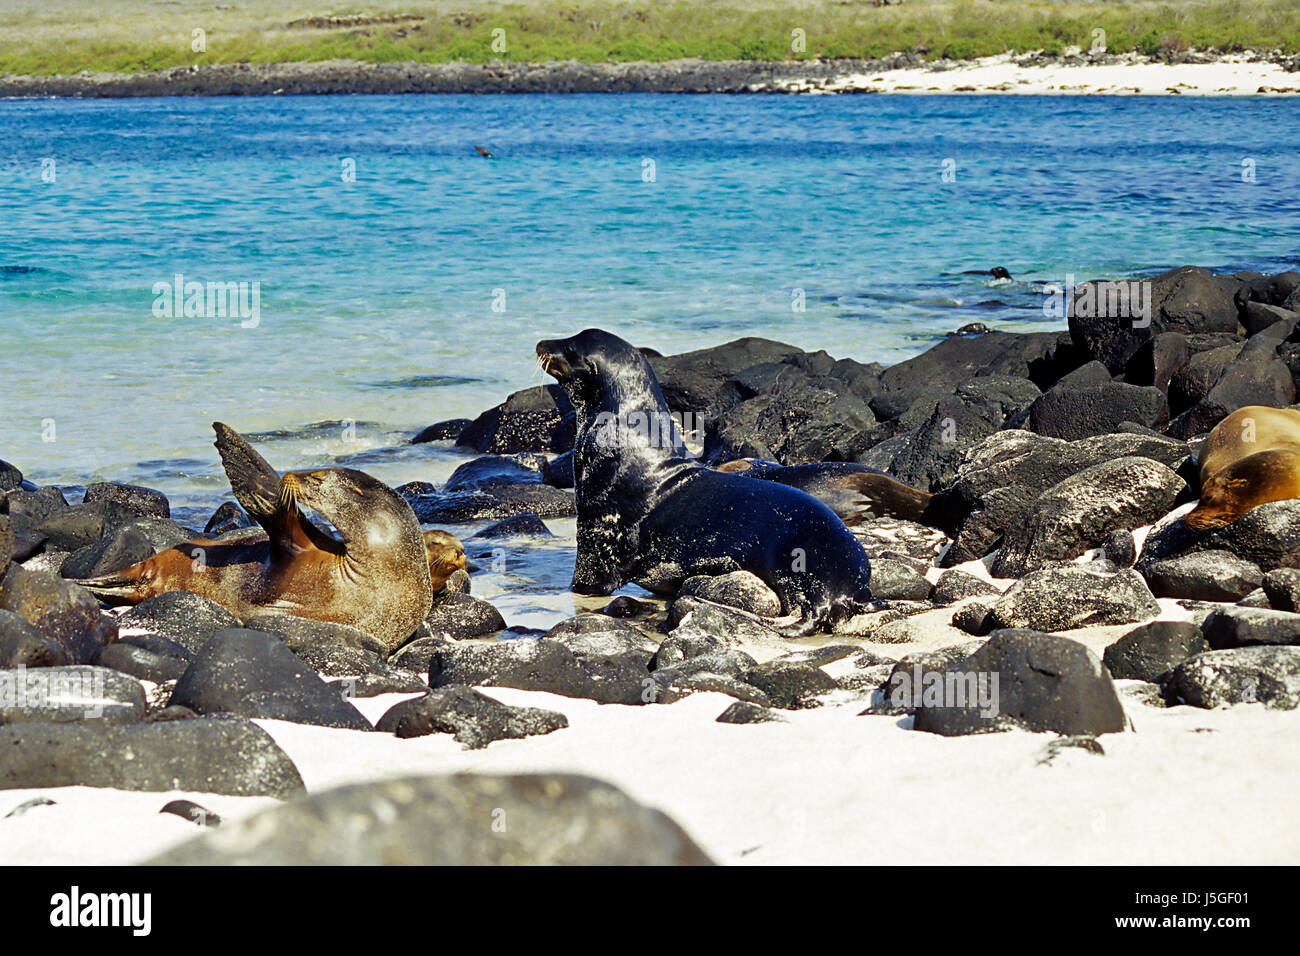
[2,93,1297,626]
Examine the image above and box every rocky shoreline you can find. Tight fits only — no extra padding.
[2,50,1298,98]
[4,261,1300,863]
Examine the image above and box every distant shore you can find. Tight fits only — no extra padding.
[3,50,1298,98]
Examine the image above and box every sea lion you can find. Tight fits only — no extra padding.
[1184,405,1300,530]
[714,459,933,525]
[423,528,467,591]
[78,423,433,649]
[537,329,874,635]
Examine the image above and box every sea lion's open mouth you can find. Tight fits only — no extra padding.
[535,341,570,378]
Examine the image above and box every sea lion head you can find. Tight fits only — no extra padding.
[422,528,467,590]
[280,467,420,558]
[536,329,661,421]
[1184,449,1300,531]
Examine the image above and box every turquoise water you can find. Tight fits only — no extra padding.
[1,93,1297,515]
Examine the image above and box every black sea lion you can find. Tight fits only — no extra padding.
[536,329,874,635]
[1185,405,1300,531]
[78,423,433,649]
[715,459,933,525]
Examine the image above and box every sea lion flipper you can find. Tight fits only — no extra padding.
[212,422,298,552]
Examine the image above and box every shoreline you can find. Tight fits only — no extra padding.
[3,50,1298,98]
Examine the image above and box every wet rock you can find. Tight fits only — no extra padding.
[472,512,554,539]
[0,564,117,664]
[600,595,651,618]
[0,609,71,668]
[869,558,933,601]
[203,502,252,536]
[0,716,304,797]
[932,429,1189,566]
[677,571,781,617]
[1136,499,1300,574]
[1069,266,1240,374]
[83,482,170,520]
[443,454,549,492]
[1025,382,1169,440]
[375,685,567,748]
[146,772,712,865]
[990,457,1184,578]
[0,460,22,493]
[1142,550,1263,601]
[1202,607,1300,649]
[651,337,802,415]
[1103,528,1137,567]
[408,483,575,522]
[987,567,1159,632]
[913,630,1126,736]
[3,486,68,525]
[745,660,837,710]
[244,613,388,657]
[717,700,784,724]
[410,419,472,443]
[169,628,372,730]
[1166,354,1296,439]
[456,385,575,454]
[117,591,241,654]
[1102,620,1208,681]
[429,636,651,705]
[0,665,146,725]
[665,595,783,644]
[60,516,192,579]
[951,597,997,635]
[94,637,191,684]
[877,331,1066,392]
[160,799,221,828]
[1166,646,1300,709]
[929,569,1000,605]
[1262,568,1300,612]
[422,593,507,640]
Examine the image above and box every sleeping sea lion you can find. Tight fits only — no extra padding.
[714,458,933,525]
[537,329,874,636]
[423,528,467,591]
[1184,405,1300,531]
[78,423,433,649]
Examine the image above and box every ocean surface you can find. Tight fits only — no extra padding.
[1,93,1297,622]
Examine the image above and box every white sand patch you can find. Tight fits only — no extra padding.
[776,53,1300,96]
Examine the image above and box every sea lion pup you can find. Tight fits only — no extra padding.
[537,329,874,636]
[1185,405,1300,531]
[78,423,433,649]
[715,459,933,525]
[423,529,467,591]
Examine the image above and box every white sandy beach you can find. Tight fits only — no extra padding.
[777,53,1300,96]
[4,533,1299,866]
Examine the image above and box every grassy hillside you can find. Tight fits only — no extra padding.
[1,0,1298,75]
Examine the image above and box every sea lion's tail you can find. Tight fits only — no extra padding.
[836,473,933,525]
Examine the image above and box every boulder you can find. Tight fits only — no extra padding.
[146,773,712,865]
[1142,550,1263,602]
[456,385,575,454]
[987,567,1159,632]
[1166,646,1300,709]
[169,628,372,730]
[912,630,1126,736]
[0,564,117,663]
[375,685,568,748]
[1102,620,1208,682]
[0,665,146,725]
[0,716,304,797]
[116,591,241,653]
[1201,607,1300,649]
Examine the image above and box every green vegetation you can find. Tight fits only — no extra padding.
[1,0,1297,75]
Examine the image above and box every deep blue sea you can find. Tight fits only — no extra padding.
[2,93,1298,518]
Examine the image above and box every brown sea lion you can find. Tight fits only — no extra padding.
[423,528,467,591]
[78,423,433,650]
[1184,405,1300,531]
[714,458,933,525]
